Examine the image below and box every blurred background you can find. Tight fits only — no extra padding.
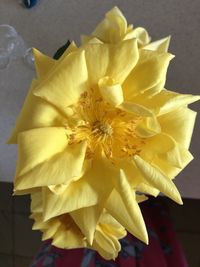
[0,1,199,266]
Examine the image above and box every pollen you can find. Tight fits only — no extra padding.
[92,121,113,136]
[66,89,145,161]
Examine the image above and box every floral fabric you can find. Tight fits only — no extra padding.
[30,197,188,267]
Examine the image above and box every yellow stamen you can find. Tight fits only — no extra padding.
[66,90,144,160]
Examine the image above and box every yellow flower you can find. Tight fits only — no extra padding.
[30,190,126,260]
[81,6,170,53]
[8,9,199,258]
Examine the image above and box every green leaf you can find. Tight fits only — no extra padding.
[53,40,71,60]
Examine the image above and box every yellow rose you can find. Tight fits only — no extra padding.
[81,6,170,53]
[30,190,126,260]
[8,9,199,259]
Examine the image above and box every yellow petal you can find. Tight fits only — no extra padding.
[91,6,127,43]
[158,138,193,169]
[98,211,126,239]
[133,155,183,204]
[130,89,200,116]
[84,39,139,86]
[151,149,193,180]
[118,159,158,197]
[145,133,184,168]
[125,27,151,46]
[15,127,68,177]
[33,49,55,79]
[51,216,86,249]
[81,34,91,44]
[31,191,43,213]
[33,42,78,80]
[42,179,97,221]
[57,41,78,60]
[15,141,87,192]
[8,80,66,144]
[106,186,148,244]
[98,77,124,106]
[30,213,49,231]
[92,227,121,260]
[144,36,171,52]
[30,198,87,249]
[123,50,174,99]
[81,35,104,44]
[120,101,153,117]
[158,90,200,115]
[87,37,103,44]
[117,171,148,242]
[159,107,197,149]
[136,182,160,197]
[48,184,68,195]
[33,50,88,114]
[118,159,143,187]
[141,133,178,164]
[141,131,193,169]
[136,194,148,203]
[135,116,161,137]
[13,187,39,196]
[41,220,62,241]
[70,205,103,245]
[43,156,117,220]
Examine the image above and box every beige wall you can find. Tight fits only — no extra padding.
[0,0,199,198]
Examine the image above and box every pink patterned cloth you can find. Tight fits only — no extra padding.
[30,197,188,267]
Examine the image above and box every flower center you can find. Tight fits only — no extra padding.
[66,90,144,161]
[92,121,113,136]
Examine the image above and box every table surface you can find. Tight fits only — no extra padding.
[0,0,199,198]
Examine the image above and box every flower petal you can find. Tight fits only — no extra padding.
[144,36,171,52]
[84,39,139,86]
[30,213,49,231]
[106,186,148,244]
[134,89,200,115]
[135,116,161,137]
[30,194,87,249]
[133,155,183,204]
[15,141,87,192]
[141,131,193,169]
[119,101,153,117]
[57,41,78,60]
[48,184,69,195]
[98,211,126,239]
[118,159,158,196]
[118,159,143,187]
[51,216,86,249]
[136,182,160,197]
[159,107,197,149]
[92,226,121,260]
[41,220,62,241]
[158,90,200,115]
[33,49,55,79]
[136,194,148,203]
[90,6,127,43]
[15,127,68,177]
[123,50,174,99]
[70,205,103,245]
[33,42,78,80]
[33,50,88,114]
[158,139,193,169]
[43,156,118,220]
[141,133,179,164]
[152,148,193,180]
[8,81,66,144]
[98,77,124,106]
[125,27,151,46]
[31,191,43,213]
